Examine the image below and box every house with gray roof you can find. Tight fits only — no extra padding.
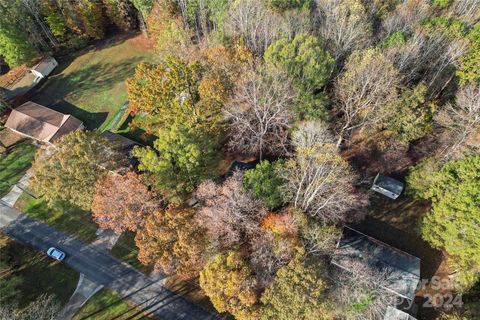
[332,226,421,301]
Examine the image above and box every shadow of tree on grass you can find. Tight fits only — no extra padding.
[30,57,146,129]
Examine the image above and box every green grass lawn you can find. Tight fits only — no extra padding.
[73,289,156,320]
[15,193,98,243]
[0,143,36,197]
[0,232,77,307]
[110,233,214,314]
[110,231,152,275]
[31,33,156,130]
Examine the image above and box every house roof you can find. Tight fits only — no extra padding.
[5,101,82,143]
[384,306,416,320]
[373,174,404,196]
[101,130,140,151]
[31,57,57,77]
[332,226,421,301]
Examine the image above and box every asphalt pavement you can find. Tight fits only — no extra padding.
[0,202,217,320]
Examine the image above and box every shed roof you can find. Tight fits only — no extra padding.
[101,130,140,153]
[373,174,404,195]
[332,226,420,301]
[31,57,57,77]
[5,101,82,143]
[384,306,417,320]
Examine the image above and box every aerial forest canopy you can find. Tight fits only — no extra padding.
[10,1,479,320]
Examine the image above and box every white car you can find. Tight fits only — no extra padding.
[47,247,66,261]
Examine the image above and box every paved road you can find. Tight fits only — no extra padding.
[0,203,216,320]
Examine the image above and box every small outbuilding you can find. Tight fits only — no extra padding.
[30,57,58,82]
[384,306,417,320]
[5,101,83,144]
[372,173,404,199]
[332,226,421,302]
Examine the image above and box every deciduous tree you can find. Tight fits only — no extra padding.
[135,205,207,277]
[225,0,308,55]
[314,0,372,61]
[75,0,106,39]
[0,1,38,66]
[126,58,223,135]
[334,48,400,145]
[331,260,398,320]
[278,121,366,223]
[225,69,295,159]
[457,24,480,86]
[91,171,158,234]
[387,83,436,143]
[436,84,480,158]
[103,0,136,32]
[30,130,124,211]
[381,0,431,36]
[200,251,259,319]
[383,28,469,98]
[260,255,332,320]
[195,172,267,250]
[133,123,218,202]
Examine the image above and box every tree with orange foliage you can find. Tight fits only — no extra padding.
[91,171,158,234]
[135,205,207,277]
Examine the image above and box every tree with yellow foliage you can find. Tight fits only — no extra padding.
[200,251,260,320]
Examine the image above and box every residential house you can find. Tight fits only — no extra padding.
[5,101,83,144]
[332,226,421,301]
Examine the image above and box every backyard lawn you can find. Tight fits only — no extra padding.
[30,33,156,130]
[0,232,77,307]
[0,142,36,197]
[15,193,98,243]
[73,289,156,320]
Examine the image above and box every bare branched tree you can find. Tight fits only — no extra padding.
[381,0,431,36]
[303,223,341,257]
[334,48,400,146]
[436,84,480,159]
[451,0,480,26]
[249,230,296,287]
[383,31,469,97]
[225,0,284,55]
[314,0,372,61]
[331,260,399,320]
[195,172,267,250]
[279,121,367,223]
[225,68,296,159]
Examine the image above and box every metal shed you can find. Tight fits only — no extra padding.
[30,56,58,82]
[372,173,404,199]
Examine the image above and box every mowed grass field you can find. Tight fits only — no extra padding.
[0,142,36,197]
[15,192,98,243]
[0,233,77,307]
[31,33,155,130]
[73,289,157,320]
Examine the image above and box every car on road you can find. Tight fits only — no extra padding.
[47,247,66,261]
